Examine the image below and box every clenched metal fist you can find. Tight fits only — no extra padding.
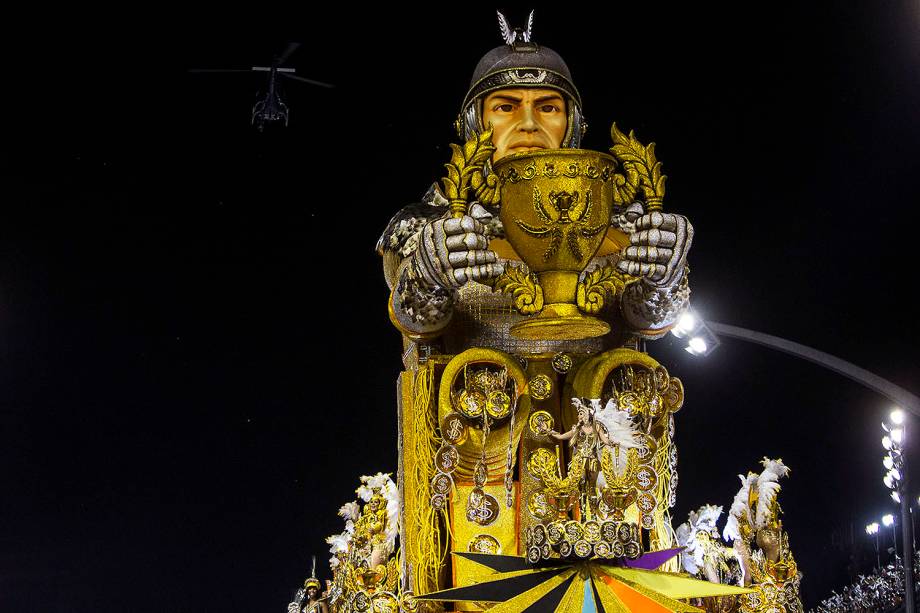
[616,206,693,286]
[413,204,504,288]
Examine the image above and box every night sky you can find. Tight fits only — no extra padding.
[3,5,920,611]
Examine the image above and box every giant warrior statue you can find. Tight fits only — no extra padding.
[301,12,799,613]
[376,9,691,601]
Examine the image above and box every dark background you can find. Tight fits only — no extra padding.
[2,4,919,611]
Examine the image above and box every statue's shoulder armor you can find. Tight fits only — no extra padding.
[376,199,448,257]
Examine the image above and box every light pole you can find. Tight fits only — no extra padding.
[881,409,915,612]
[866,522,881,572]
[883,513,897,560]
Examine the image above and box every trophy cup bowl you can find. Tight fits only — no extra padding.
[494,149,618,340]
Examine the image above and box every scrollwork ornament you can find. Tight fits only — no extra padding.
[492,264,544,315]
[576,262,636,315]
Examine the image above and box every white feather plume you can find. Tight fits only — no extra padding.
[382,475,400,555]
[594,398,641,449]
[723,473,756,542]
[338,502,360,522]
[755,457,790,528]
[326,531,351,555]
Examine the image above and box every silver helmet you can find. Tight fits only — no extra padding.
[455,11,586,147]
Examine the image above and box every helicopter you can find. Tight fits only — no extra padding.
[189,42,334,131]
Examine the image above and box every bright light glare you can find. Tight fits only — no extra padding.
[892,429,904,444]
[866,522,880,535]
[890,468,902,481]
[892,491,902,503]
[884,456,894,470]
[891,409,905,425]
[883,514,895,526]
[884,474,894,489]
[687,337,708,354]
[883,436,893,450]
[677,312,697,332]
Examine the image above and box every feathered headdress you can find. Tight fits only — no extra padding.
[676,504,723,574]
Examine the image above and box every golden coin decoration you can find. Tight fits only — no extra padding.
[634,434,658,463]
[574,540,592,558]
[473,462,488,488]
[528,492,552,520]
[371,592,400,613]
[466,489,500,526]
[564,520,583,542]
[636,492,656,514]
[583,520,601,543]
[529,524,547,546]
[435,446,460,474]
[353,592,370,612]
[527,546,541,564]
[528,410,554,436]
[442,412,468,445]
[527,374,553,400]
[551,352,573,373]
[468,534,501,554]
[456,390,485,419]
[547,521,565,545]
[431,473,452,496]
[485,390,512,419]
[601,521,618,542]
[635,466,658,492]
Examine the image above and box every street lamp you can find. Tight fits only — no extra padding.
[882,513,897,560]
[669,309,720,356]
[867,522,881,571]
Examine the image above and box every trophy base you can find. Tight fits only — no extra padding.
[510,303,610,341]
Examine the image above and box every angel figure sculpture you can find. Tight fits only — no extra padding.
[546,397,641,518]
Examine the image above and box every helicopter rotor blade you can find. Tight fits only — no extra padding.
[281,73,335,88]
[188,68,253,74]
[276,42,301,66]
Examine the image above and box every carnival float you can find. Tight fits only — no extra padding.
[288,12,805,613]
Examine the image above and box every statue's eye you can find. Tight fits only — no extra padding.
[540,104,560,113]
[495,104,514,112]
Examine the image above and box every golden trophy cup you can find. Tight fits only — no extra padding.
[494,149,619,340]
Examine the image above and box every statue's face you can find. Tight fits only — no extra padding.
[307,586,318,599]
[482,88,567,161]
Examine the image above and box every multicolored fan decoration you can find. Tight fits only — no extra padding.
[417,551,751,612]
